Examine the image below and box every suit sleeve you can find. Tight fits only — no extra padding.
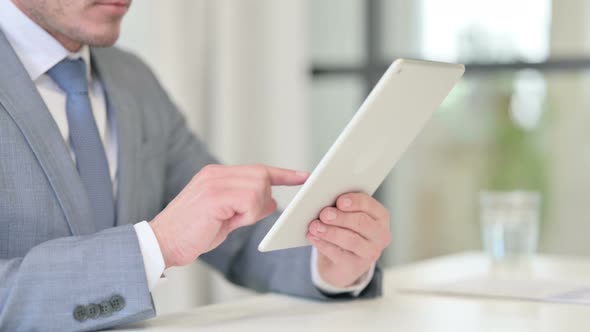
[156,74,383,302]
[0,225,155,331]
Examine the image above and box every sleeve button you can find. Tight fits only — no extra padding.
[99,300,113,317]
[73,305,87,322]
[86,303,100,319]
[110,294,126,312]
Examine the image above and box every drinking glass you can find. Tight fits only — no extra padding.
[479,191,540,261]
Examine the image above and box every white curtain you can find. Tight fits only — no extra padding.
[117,0,309,314]
[542,0,590,255]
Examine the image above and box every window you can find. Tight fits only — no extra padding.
[309,0,590,264]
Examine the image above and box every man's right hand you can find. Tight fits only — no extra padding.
[149,164,309,268]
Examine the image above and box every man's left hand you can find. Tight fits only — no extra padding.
[307,193,391,288]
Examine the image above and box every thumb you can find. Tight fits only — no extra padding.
[260,198,278,220]
[228,197,277,229]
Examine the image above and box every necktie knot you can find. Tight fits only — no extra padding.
[47,58,89,95]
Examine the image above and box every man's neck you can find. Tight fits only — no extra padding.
[50,33,82,52]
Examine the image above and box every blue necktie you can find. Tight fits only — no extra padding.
[48,58,115,231]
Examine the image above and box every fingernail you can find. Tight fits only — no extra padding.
[341,197,352,208]
[316,222,327,233]
[323,209,336,221]
[296,171,309,178]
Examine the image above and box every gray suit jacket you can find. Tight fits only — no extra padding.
[0,30,382,331]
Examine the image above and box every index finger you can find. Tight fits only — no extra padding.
[265,166,309,186]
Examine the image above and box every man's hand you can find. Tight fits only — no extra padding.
[307,193,391,288]
[149,164,308,268]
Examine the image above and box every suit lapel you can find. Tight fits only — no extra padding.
[0,31,96,235]
[91,47,143,227]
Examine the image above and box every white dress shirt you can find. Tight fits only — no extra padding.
[0,0,373,296]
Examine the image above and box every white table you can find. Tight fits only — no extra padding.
[117,252,590,331]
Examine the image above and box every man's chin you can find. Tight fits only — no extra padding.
[82,30,120,47]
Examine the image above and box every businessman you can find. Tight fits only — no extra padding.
[0,0,391,330]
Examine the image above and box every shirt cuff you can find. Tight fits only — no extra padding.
[133,221,166,291]
[310,248,375,297]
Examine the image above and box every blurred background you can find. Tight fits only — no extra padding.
[116,0,590,315]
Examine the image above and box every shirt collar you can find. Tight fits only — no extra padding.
[0,0,93,82]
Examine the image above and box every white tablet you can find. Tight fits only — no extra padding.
[258,59,465,252]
